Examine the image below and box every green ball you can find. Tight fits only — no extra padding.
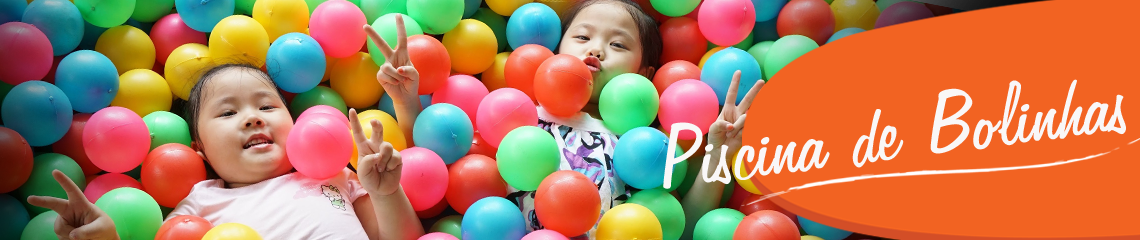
[20,211,57,240]
[496,126,559,191]
[0,194,29,239]
[651,0,699,17]
[290,86,349,120]
[747,41,776,79]
[661,145,686,192]
[469,8,507,52]
[143,111,191,150]
[733,32,755,50]
[362,0,408,22]
[627,188,685,240]
[693,208,745,240]
[600,73,659,135]
[95,188,162,240]
[305,0,327,14]
[368,13,424,66]
[429,215,462,238]
[132,0,173,22]
[15,153,85,216]
[763,35,818,81]
[74,0,136,28]
[407,0,463,34]
[236,0,257,15]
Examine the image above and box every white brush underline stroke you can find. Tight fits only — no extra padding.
[743,137,1140,206]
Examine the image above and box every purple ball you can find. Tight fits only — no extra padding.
[875,2,935,28]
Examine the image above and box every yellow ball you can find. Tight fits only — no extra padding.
[253,0,311,41]
[831,0,880,31]
[443,19,498,74]
[323,55,338,82]
[210,15,270,67]
[731,151,763,195]
[536,0,580,18]
[164,43,212,100]
[95,26,156,75]
[481,52,510,91]
[111,69,172,117]
[699,46,726,69]
[802,236,825,240]
[350,110,407,169]
[202,223,263,240]
[597,203,663,240]
[330,52,383,109]
[487,0,532,16]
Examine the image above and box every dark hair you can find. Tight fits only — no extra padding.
[185,63,287,145]
[559,0,663,69]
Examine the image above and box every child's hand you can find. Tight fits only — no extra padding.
[708,70,765,151]
[349,108,404,196]
[364,18,420,105]
[27,170,119,240]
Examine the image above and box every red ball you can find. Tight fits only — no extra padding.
[875,1,934,29]
[52,113,102,175]
[737,194,799,227]
[408,35,452,95]
[142,143,208,208]
[0,22,53,85]
[535,170,601,237]
[776,0,836,45]
[653,60,701,95]
[152,14,208,66]
[534,54,593,117]
[632,0,672,23]
[0,126,34,193]
[156,215,213,240]
[659,17,708,65]
[416,197,449,219]
[505,44,554,102]
[733,210,799,240]
[432,74,490,124]
[468,132,498,157]
[445,154,507,214]
[42,56,64,84]
[84,173,143,203]
[725,182,753,209]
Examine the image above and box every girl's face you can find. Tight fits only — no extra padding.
[195,68,293,187]
[559,2,647,103]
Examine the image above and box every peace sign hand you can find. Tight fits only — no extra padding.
[709,70,766,151]
[364,17,420,104]
[26,170,119,240]
[349,108,403,196]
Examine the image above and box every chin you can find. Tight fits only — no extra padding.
[241,147,292,175]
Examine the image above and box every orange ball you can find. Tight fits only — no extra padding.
[407,35,451,95]
[443,19,498,74]
[481,52,511,92]
[535,170,601,237]
[505,44,554,102]
[653,60,701,96]
[156,215,213,240]
[468,132,499,157]
[330,52,384,109]
[445,154,507,214]
[141,143,208,208]
[534,54,593,117]
[733,210,800,240]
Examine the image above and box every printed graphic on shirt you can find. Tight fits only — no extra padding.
[322,185,347,211]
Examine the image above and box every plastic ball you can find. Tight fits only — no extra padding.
[831,0,880,31]
[430,215,462,238]
[110,69,171,116]
[289,86,348,119]
[20,211,56,240]
[445,154,507,214]
[699,46,725,69]
[0,194,28,238]
[798,216,853,240]
[755,0,789,22]
[651,0,699,16]
[444,19,498,74]
[349,109,406,168]
[659,17,707,66]
[737,194,798,225]
[55,50,119,113]
[267,33,326,93]
[209,15,270,67]
[0,127,33,193]
[875,0,912,12]
[202,223,263,240]
[84,106,150,173]
[142,143,207,208]
[310,0,366,58]
[506,3,561,50]
[420,232,459,240]
[84,173,142,203]
[701,47,762,105]
[496,126,559,191]
[155,215,213,240]
[174,0,235,32]
[470,8,509,52]
[164,43,211,100]
[535,170,601,237]
[461,197,526,239]
[330,52,383,109]
[413,103,474,164]
[252,0,310,41]
[395,147,448,211]
[763,34,818,80]
[694,208,746,240]
[698,0,756,46]
[362,0,408,22]
[875,1,933,28]
[367,13,425,66]
[132,0,174,23]
[504,44,554,101]
[659,79,718,140]
[288,112,352,179]
[521,229,569,240]
[408,0,463,34]
[0,23,53,85]
[3,81,73,147]
[534,54,593,117]
[653,60,700,95]
[475,88,537,148]
[734,210,799,240]
[600,73,659,135]
[22,0,83,56]
[626,188,684,240]
[776,0,835,45]
[15,153,85,215]
[0,0,26,24]
[613,127,672,189]
[596,203,663,239]
[74,0,134,28]
[826,27,864,43]
[468,132,498,159]
[802,236,825,240]
[487,0,531,16]
[746,41,775,75]
[432,75,489,124]
[95,25,155,75]
[416,198,448,219]
[51,114,103,175]
[482,52,511,91]
[407,35,451,95]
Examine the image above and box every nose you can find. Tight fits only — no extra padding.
[243,114,265,129]
[586,43,605,61]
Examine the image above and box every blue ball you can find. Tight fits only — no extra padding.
[78,21,107,51]
[462,0,480,18]
[174,0,234,32]
[419,94,432,110]
[613,127,670,190]
[55,50,119,113]
[506,3,561,50]
[267,33,326,93]
[412,103,472,164]
[799,216,854,240]
[22,0,84,56]
[377,94,431,122]
[827,27,865,44]
[1,81,73,147]
[0,0,26,25]
[462,197,525,240]
[701,47,762,106]
[753,18,780,42]
[0,194,29,239]
[754,0,788,22]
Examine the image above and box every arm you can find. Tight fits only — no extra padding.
[350,109,424,240]
[680,145,729,239]
[27,170,120,240]
[391,94,421,146]
[355,190,422,240]
[363,19,421,146]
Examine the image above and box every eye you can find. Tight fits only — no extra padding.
[219,110,236,118]
[574,35,589,41]
[611,42,628,50]
[260,105,275,111]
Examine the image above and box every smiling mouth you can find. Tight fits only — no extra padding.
[584,56,601,72]
[244,134,274,149]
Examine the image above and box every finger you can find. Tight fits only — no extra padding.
[52,171,88,204]
[363,24,395,59]
[395,16,408,52]
[70,216,115,240]
[736,79,766,114]
[376,65,400,85]
[723,70,742,111]
[370,119,385,146]
[397,66,419,82]
[349,108,369,146]
[55,217,76,240]
[732,114,748,134]
[381,65,403,84]
[383,144,401,172]
[27,195,68,213]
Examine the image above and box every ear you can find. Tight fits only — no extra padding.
[639,66,657,79]
[193,141,209,163]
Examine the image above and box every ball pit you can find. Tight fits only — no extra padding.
[349,109,407,169]
[84,106,151,173]
[756,0,790,22]
[831,0,880,31]
[413,103,474,164]
[420,232,459,240]
[522,229,570,240]
[652,0,700,17]
[506,3,561,50]
[132,0,175,23]
[429,215,463,238]
[362,0,408,22]
[827,27,865,43]
[0,0,26,24]
[799,216,853,240]
[21,211,57,240]
[289,86,349,120]
[470,8,509,52]
[487,0,531,16]
[476,88,538,148]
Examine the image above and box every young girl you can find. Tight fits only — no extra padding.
[25,63,424,240]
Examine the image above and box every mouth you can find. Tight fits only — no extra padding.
[243,133,275,149]
[583,56,601,72]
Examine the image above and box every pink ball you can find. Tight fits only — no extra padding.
[418,232,459,240]
[476,88,538,148]
[309,0,367,58]
[433,74,490,124]
[659,79,719,140]
[522,230,570,240]
[84,173,142,203]
[697,0,756,46]
[875,1,934,28]
[399,147,449,211]
[296,105,349,126]
[0,22,54,85]
[288,113,353,179]
[83,107,151,173]
[152,14,208,66]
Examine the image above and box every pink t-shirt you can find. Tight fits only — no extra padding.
[167,168,370,240]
